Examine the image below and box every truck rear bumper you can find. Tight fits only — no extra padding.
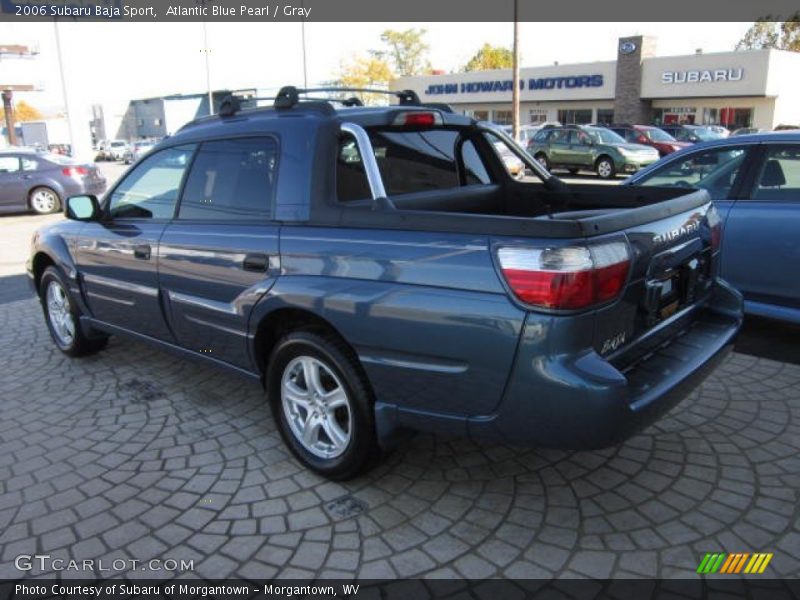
[466,280,742,449]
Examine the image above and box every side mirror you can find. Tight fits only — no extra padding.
[65,195,100,221]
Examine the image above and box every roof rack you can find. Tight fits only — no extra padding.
[216,85,453,118]
[273,86,421,109]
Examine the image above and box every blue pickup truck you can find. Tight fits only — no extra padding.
[28,87,743,479]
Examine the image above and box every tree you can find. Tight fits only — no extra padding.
[336,55,394,105]
[376,28,430,77]
[0,100,44,123]
[463,43,515,71]
[736,17,800,51]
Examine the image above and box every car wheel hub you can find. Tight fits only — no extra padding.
[32,190,56,213]
[46,281,75,346]
[281,356,352,459]
[598,162,612,177]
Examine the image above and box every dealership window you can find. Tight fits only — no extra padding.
[154,118,163,126]
[528,109,547,125]
[595,109,614,125]
[465,109,490,122]
[492,110,512,125]
[653,107,697,125]
[701,108,719,126]
[557,109,592,125]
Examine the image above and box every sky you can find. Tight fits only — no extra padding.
[0,21,755,116]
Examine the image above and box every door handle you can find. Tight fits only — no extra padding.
[133,244,151,260]
[243,253,269,272]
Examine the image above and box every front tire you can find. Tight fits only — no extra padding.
[29,187,61,215]
[534,153,550,171]
[267,330,379,480]
[595,156,616,179]
[40,267,108,357]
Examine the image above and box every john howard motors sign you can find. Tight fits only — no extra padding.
[425,74,604,96]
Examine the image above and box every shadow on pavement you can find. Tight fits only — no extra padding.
[0,273,34,305]
[735,315,800,366]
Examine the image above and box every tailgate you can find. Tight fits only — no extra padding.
[592,199,720,366]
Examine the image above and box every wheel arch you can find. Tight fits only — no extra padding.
[252,306,361,383]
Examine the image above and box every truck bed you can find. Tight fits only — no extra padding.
[326,180,709,239]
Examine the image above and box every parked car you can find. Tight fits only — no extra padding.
[500,123,551,146]
[657,124,726,144]
[0,148,106,214]
[626,132,800,324]
[102,139,129,161]
[605,124,691,157]
[731,127,764,136]
[527,125,660,178]
[28,87,741,479]
[123,140,157,164]
[492,140,526,179]
[706,125,731,138]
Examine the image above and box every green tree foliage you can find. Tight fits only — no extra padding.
[736,17,800,51]
[463,43,515,71]
[336,55,395,105]
[376,28,431,77]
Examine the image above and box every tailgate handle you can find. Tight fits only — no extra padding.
[133,244,151,260]
[243,253,269,272]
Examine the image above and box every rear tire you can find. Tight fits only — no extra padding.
[29,187,61,215]
[266,330,380,480]
[39,266,108,357]
[595,156,616,179]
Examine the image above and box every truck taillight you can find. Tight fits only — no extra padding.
[707,206,722,252]
[497,241,631,310]
[62,166,88,178]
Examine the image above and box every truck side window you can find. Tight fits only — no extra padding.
[179,138,277,220]
[461,140,490,184]
[108,145,196,220]
[337,134,372,203]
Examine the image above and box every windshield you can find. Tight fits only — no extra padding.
[645,128,677,142]
[588,128,626,144]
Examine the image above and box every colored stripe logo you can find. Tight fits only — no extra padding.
[697,553,773,574]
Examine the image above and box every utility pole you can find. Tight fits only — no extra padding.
[511,0,520,142]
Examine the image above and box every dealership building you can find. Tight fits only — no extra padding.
[392,35,800,130]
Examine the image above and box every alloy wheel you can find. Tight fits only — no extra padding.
[46,280,75,346]
[281,356,352,459]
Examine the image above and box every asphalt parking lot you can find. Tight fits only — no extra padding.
[1,162,798,580]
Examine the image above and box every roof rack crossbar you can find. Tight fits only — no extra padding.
[274,85,420,109]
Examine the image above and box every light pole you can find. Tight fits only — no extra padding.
[511,0,520,141]
[202,21,213,115]
[53,21,75,152]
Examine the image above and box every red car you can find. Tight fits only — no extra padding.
[607,124,691,157]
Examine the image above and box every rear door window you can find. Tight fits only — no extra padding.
[751,145,800,201]
[0,156,20,173]
[178,137,277,220]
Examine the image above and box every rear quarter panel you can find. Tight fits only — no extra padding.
[253,226,527,417]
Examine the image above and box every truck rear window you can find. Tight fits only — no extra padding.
[336,128,490,202]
